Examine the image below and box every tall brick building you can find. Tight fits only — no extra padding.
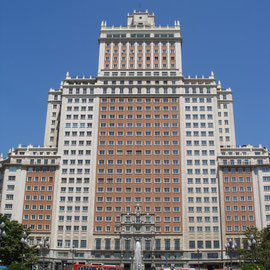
[1,10,269,269]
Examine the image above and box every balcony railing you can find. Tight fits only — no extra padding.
[219,160,270,166]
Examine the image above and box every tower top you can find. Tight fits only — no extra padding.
[127,10,155,27]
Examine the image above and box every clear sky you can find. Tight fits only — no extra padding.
[0,0,269,156]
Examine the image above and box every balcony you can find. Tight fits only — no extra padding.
[219,160,270,167]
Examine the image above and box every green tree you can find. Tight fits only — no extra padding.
[240,263,265,270]
[239,227,270,269]
[0,214,39,266]
[258,227,270,269]
[7,262,27,270]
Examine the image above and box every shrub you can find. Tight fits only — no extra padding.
[240,263,266,270]
[7,262,27,270]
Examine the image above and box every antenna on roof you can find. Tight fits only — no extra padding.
[138,2,142,12]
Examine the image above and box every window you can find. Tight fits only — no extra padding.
[115,239,120,250]
[105,239,111,250]
[81,240,87,248]
[189,241,195,249]
[57,240,63,247]
[174,239,180,250]
[165,239,170,250]
[96,239,101,250]
[198,241,203,249]
[155,239,161,250]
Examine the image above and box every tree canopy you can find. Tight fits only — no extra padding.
[240,263,265,270]
[239,227,270,269]
[0,214,38,266]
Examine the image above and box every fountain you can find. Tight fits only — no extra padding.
[133,241,144,270]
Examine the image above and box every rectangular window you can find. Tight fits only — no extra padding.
[165,239,170,250]
[189,241,195,249]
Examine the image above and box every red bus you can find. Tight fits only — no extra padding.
[73,264,124,270]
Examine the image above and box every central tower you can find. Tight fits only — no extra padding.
[98,10,182,75]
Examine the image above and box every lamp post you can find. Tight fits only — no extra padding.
[0,222,7,247]
[70,244,76,267]
[197,249,200,270]
[225,239,237,270]
[0,222,7,265]
[38,237,50,270]
[248,234,256,270]
[20,231,28,270]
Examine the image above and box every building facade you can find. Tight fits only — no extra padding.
[0,146,60,245]
[0,10,270,269]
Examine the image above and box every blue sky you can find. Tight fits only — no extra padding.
[0,0,269,156]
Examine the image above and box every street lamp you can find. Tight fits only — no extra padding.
[0,222,7,265]
[38,237,50,270]
[248,234,256,270]
[70,244,76,267]
[20,231,28,270]
[225,239,237,270]
[197,249,200,270]
[0,222,7,246]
